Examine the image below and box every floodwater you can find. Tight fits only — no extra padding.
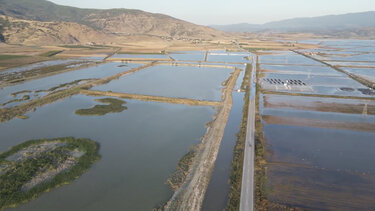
[342,67,375,83]
[260,87,375,209]
[263,124,375,210]
[93,65,233,101]
[169,51,205,61]
[0,94,215,211]
[202,66,246,210]
[259,51,321,65]
[0,63,141,107]
[207,51,251,63]
[260,72,373,97]
[261,64,341,76]
[259,51,375,97]
[111,54,170,59]
[0,59,87,74]
[258,40,375,209]
[298,39,375,91]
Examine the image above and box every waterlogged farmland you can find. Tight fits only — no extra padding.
[2,39,374,211]
[93,65,233,101]
[257,40,375,210]
[0,50,245,210]
[0,63,141,108]
[0,95,215,210]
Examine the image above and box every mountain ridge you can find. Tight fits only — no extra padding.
[211,11,375,33]
[0,0,224,45]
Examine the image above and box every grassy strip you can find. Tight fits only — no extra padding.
[1,95,30,107]
[60,45,100,49]
[254,86,268,210]
[0,55,28,61]
[36,79,91,93]
[1,61,89,83]
[80,90,221,107]
[10,90,32,97]
[39,51,63,57]
[167,149,196,191]
[75,98,127,116]
[242,48,276,53]
[226,64,252,211]
[0,137,100,210]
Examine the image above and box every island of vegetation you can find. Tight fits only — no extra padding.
[75,98,127,116]
[0,137,100,210]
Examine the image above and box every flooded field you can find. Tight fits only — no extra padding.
[2,40,374,210]
[207,51,251,63]
[258,39,375,210]
[93,65,233,101]
[259,51,321,65]
[169,51,205,61]
[202,65,247,210]
[0,50,245,210]
[0,63,141,108]
[261,94,375,210]
[258,49,375,97]
[299,39,375,86]
[1,95,215,210]
[111,53,170,60]
[0,59,87,75]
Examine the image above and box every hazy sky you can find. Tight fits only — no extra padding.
[48,0,375,25]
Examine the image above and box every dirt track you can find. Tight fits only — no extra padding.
[166,67,241,211]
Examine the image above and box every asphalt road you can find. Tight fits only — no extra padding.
[239,56,257,211]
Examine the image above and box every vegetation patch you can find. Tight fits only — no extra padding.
[167,148,196,191]
[60,45,101,50]
[0,95,30,107]
[36,79,91,93]
[39,51,63,57]
[75,98,127,116]
[0,137,100,210]
[0,61,89,83]
[0,55,28,61]
[226,64,252,211]
[243,47,276,53]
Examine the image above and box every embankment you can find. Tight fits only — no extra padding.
[165,67,241,211]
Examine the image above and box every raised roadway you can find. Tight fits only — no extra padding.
[239,56,257,211]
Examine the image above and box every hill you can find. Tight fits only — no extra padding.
[211,11,375,37]
[0,0,223,45]
[0,15,120,45]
